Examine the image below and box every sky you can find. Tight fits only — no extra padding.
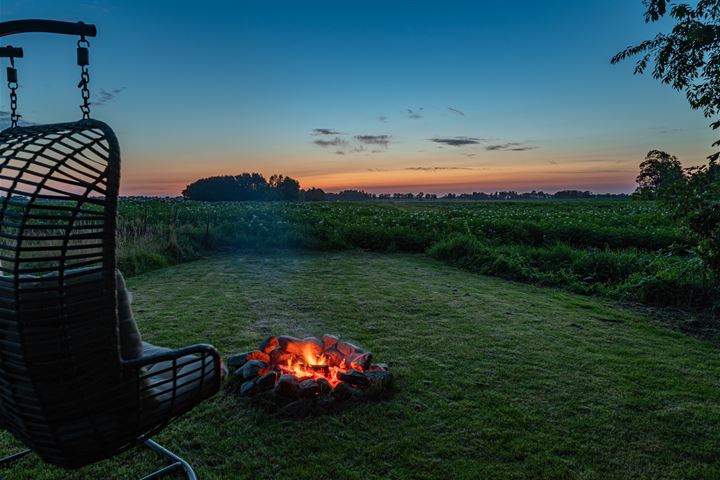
[0,0,716,196]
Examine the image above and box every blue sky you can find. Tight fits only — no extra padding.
[0,1,714,195]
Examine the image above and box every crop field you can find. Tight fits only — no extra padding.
[117,199,716,316]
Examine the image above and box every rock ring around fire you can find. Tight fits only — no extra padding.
[225,335,394,418]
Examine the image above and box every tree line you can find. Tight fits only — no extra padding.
[182,174,627,203]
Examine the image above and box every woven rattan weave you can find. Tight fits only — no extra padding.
[0,120,221,469]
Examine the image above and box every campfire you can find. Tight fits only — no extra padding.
[225,335,393,417]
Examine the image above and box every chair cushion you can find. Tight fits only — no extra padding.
[141,342,218,405]
[116,270,143,360]
[0,268,143,361]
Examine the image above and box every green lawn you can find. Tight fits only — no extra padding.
[2,251,719,479]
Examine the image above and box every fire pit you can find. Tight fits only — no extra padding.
[225,335,394,417]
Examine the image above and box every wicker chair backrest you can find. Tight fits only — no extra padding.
[0,120,126,463]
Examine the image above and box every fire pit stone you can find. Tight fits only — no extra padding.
[225,335,393,417]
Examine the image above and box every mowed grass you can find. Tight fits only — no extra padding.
[2,251,719,479]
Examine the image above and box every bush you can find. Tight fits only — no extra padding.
[572,248,646,284]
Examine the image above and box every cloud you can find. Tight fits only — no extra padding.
[314,137,348,148]
[650,126,684,135]
[94,87,124,107]
[313,131,391,155]
[485,142,537,152]
[407,108,423,119]
[547,160,558,165]
[355,134,391,148]
[405,166,473,171]
[367,168,388,172]
[448,107,465,116]
[428,136,483,147]
[312,128,343,135]
[377,116,388,123]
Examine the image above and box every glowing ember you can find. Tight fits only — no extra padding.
[267,335,371,388]
[278,356,346,387]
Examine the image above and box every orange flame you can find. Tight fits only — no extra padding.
[275,342,351,387]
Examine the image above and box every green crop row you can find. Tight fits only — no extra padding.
[116,199,716,315]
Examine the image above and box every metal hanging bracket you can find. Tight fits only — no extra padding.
[0,20,96,38]
[0,19,98,123]
[0,46,23,58]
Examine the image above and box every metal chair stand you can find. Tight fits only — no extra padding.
[0,441,198,480]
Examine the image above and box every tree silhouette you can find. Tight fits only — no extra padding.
[635,150,684,198]
[182,173,301,201]
[615,2,720,275]
[612,0,720,161]
[303,187,326,201]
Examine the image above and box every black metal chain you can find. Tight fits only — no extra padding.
[7,55,20,128]
[77,37,91,119]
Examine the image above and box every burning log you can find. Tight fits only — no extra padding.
[226,334,394,417]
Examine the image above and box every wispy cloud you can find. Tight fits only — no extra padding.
[314,137,348,148]
[407,108,423,119]
[428,136,483,147]
[650,126,684,135]
[377,116,388,123]
[355,134,391,148]
[312,128,343,135]
[448,106,465,116]
[94,87,124,106]
[313,132,391,155]
[405,166,473,171]
[485,142,537,152]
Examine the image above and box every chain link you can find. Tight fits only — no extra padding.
[9,83,19,128]
[7,56,20,128]
[79,66,90,119]
[77,38,91,119]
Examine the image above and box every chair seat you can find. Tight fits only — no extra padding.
[141,342,219,406]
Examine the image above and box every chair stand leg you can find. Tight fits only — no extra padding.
[140,439,197,480]
[0,449,32,466]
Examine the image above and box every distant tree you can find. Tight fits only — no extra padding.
[327,190,375,201]
[269,174,301,201]
[182,174,269,201]
[612,0,720,161]
[554,190,593,199]
[303,187,326,201]
[182,172,300,201]
[634,150,684,198]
